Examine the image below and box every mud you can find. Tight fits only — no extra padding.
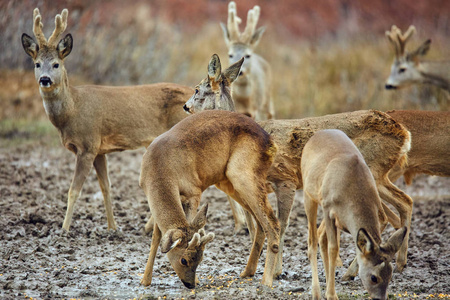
[0,143,448,299]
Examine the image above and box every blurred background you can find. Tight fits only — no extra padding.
[0,0,449,143]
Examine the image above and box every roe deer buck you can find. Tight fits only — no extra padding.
[220,1,274,120]
[21,8,193,231]
[385,25,450,91]
[184,54,413,277]
[139,110,280,288]
[302,129,407,300]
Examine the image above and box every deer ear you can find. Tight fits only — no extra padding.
[190,204,208,232]
[208,54,222,82]
[57,33,73,59]
[381,227,407,256]
[250,26,265,47]
[160,229,183,253]
[357,228,375,255]
[220,23,230,46]
[408,39,431,62]
[22,33,39,59]
[224,57,244,84]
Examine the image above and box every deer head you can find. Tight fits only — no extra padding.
[21,8,72,94]
[183,54,243,114]
[385,25,432,89]
[220,1,265,79]
[356,227,407,299]
[161,204,215,289]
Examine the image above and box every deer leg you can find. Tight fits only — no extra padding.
[62,152,96,231]
[318,224,329,284]
[378,182,413,272]
[93,154,117,230]
[304,194,321,300]
[244,209,256,242]
[141,223,162,286]
[324,214,339,300]
[272,181,296,277]
[227,195,247,234]
[240,219,265,279]
[319,219,343,267]
[144,215,154,234]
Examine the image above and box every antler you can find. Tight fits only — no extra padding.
[242,6,260,42]
[385,25,416,58]
[48,9,69,47]
[226,1,261,44]
[32,8,47,46]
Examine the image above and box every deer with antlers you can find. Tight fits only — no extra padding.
[184,54,413,277]
[220,1,274,121]
[302,129,407,300]
[21,8,193,232]
[385,25,450,91]
[139,107,280,288]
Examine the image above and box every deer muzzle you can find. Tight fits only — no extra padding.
[39,76,53,88]
[385,84,397,90]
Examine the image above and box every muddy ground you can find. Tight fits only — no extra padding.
[0,141,448,300]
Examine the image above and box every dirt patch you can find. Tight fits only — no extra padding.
[0,143,448,299]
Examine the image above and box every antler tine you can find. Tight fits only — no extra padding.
[227,1,241,42]
[385,25,401,58]
[32,8,47,46]
[48,9,69,47]
[242,6,260,43]
[396,25,416,56]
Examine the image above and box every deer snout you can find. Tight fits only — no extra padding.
[181,280,195,289]
[39,76,53,88]
[183,104,193,114]
[385,84,397,90]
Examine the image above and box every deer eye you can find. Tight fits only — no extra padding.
[245,54,251,59]
[181,258,188,266]
[53,63,60,69]
[229,54,233,58]
[195,89,199,94]
[398,67,406,74]
[35,63,41,68]
[371,275,378,283]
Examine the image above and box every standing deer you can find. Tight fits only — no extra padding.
[385,25,450,91]
[302,129,407,300]
[21,8,193,231]
[184,54,413,277]
[220,1,274,120]
[139,109,280,288]
[386,110,450,184]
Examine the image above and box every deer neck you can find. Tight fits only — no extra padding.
[348,206,382,245]
[419,61,450,91]
[40,72,74,128]
[233,75,252,98]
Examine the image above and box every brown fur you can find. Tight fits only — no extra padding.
[21,8,193,231]
[139,110,280,288]
[386,110,450,184]
[302,130,407,300]
[259,110,413,276]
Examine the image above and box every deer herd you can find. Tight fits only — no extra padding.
[20,3,449,300]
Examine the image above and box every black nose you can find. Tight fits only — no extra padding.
[39,76,52,86]
[183,104,189,112]
[385,84,396,90]
[181,280,195,289]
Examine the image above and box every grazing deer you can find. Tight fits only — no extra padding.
[302,129,407,300]
[220,1,274,120]
[385,25,450,91]
[21,8,193,231]
[139,110,280,288]
[184,54,413,278]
